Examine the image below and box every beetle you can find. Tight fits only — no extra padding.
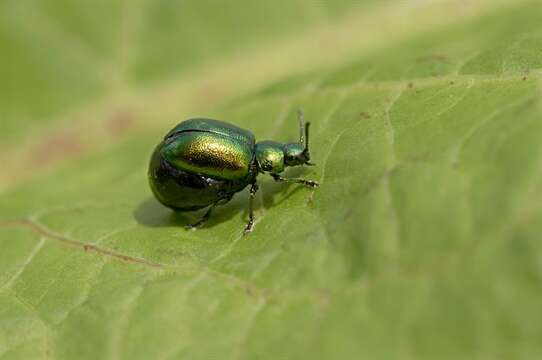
[148,110,318,234]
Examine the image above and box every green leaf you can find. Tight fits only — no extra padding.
[2,1,542,359]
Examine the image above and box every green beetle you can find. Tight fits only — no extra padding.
[148,110,318,234]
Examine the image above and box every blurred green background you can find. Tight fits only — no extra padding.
[1,0,542,359]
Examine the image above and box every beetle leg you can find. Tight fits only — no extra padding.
[186,202,217,230]
[243,182,259,235]
[270,173,319,188]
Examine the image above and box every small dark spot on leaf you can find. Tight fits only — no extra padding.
[108,110,135,137]
[30,131,83,167]
[449,81,455,85]
[360,112,371,119]
[407,82,414,89]
[343,209,353,220]
[245,285,259,298]
[316,288,331,306]
[416,54,449,63]
[522,76,527,81]
[197,83,225,103]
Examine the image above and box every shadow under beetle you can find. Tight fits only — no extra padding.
[148,110,318,234]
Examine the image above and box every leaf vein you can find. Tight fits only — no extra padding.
[0,219,165,269]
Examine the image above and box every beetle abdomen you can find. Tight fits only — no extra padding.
[162,131,254,181]
[149,143,249,211]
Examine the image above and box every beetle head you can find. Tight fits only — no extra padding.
[256,110,314,173]
[284,110,313,167]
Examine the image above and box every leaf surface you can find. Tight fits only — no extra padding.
[1,1,542,359]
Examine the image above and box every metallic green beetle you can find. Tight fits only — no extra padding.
[148,111,318,234]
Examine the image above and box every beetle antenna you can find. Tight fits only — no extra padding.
[304,121,311,154]
[298,109,314,165]
[304,121,315,166]
[298,109,305,147]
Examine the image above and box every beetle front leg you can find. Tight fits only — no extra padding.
[243,182,259,235]
[270,173,319,188]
